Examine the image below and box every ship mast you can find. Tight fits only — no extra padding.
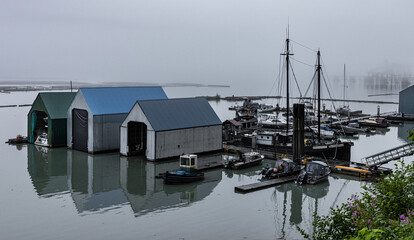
[317,50,321,142]
[281,31,293,135]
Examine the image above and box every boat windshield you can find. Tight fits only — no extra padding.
[306,163,327,176]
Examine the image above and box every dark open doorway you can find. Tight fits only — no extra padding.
[127,121,147,156]
[31,111,48,143]
[72,109,88,152]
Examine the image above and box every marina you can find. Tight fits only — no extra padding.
[2,1,414,238]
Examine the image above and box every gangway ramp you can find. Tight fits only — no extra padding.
[362,143,414,167]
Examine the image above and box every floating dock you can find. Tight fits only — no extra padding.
[235,175,297,193]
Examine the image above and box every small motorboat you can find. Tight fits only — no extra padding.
[163,171,204,185]
[357,117,389,128]
[223,151,264,170]
[296,160,330,185]
[260,157,302,179]
[34,133,48,147]
[162,154,205,185]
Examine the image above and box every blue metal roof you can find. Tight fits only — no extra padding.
[137,98,222,131]
[80,87,168,115]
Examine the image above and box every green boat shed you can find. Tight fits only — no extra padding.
[28,92,76,147]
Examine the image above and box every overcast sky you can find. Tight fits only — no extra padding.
[1,0,413,95]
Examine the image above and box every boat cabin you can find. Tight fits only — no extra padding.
[306,161,329,176]
[179,154,198,172]
[275,158,296,173]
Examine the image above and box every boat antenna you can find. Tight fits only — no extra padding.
[343,64,346,106]
[317,49,321,142]
[281,27,293,135]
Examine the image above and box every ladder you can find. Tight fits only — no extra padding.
[362,143,414,167]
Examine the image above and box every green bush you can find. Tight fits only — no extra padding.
[309,160,414,240]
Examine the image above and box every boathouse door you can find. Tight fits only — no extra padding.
[127,121,147,156]
[72,109,88,152]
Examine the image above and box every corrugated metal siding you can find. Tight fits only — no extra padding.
[154,125,222,160]
[399,85,414,114]
[92,114,127,153]
[81,87,168,115]
[137,98,222,132]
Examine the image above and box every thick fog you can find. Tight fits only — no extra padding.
[1,0,413,95]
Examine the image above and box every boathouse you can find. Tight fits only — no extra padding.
[28,92,76,147]
[119,98,222,160]
[67,87,168,154]
[399,85,414,114]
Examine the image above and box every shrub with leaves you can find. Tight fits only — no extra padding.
[309,160,414,240]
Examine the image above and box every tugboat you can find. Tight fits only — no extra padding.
[260,157,302,179]
[296,160,330,185]
[223,151,264,170]
[163,154,205,184]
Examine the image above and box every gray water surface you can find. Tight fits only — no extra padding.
[0,85,412,239]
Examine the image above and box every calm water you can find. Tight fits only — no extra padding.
[0,84,413,239]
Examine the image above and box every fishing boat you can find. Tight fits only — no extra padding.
[260,157,302,179]
[162,154,205,184]
[296,160,330,185]
[223,151,264,170]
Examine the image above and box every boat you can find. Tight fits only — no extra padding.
[242,130,353,162]
[34,133,48,147]
[260,157,302,179]
[357,117,389,128]
[258,113,289,129]
[223,151,264,170]
[296,160,330,184]
[163,171,204,185]
[162,154,205,184]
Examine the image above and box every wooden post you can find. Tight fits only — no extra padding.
[293,103,305,164]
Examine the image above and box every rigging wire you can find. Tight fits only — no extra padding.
[289,60,303,98]
[290,39,317,53]
[291,57,315,68]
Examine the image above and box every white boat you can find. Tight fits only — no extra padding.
[34,133,48,147]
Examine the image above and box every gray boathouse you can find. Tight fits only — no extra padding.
[119,98,222,160]
[67,86,168,153]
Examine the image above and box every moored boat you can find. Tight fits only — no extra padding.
[260,157,302,179]
[296,160,330,185]
[162,154,205,184]
[163,171,204,184]
[34,133,48,147]
[223,151,264,170]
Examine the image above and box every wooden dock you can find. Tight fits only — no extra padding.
[235,175,297,193]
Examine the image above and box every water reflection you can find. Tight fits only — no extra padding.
[67,151,128,214]
[398,122,414,142]
[27,146,222,215]
[119,155,222,216]
[270,180,330,238]
[27,145,68,197]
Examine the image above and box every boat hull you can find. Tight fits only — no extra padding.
[225,158,263,170]
[241,137,352,161]
[163,171,204,185]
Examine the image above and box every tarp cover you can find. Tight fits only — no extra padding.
[72,109,88,152]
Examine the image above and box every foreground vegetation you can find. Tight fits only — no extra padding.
[303,159,414,239]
